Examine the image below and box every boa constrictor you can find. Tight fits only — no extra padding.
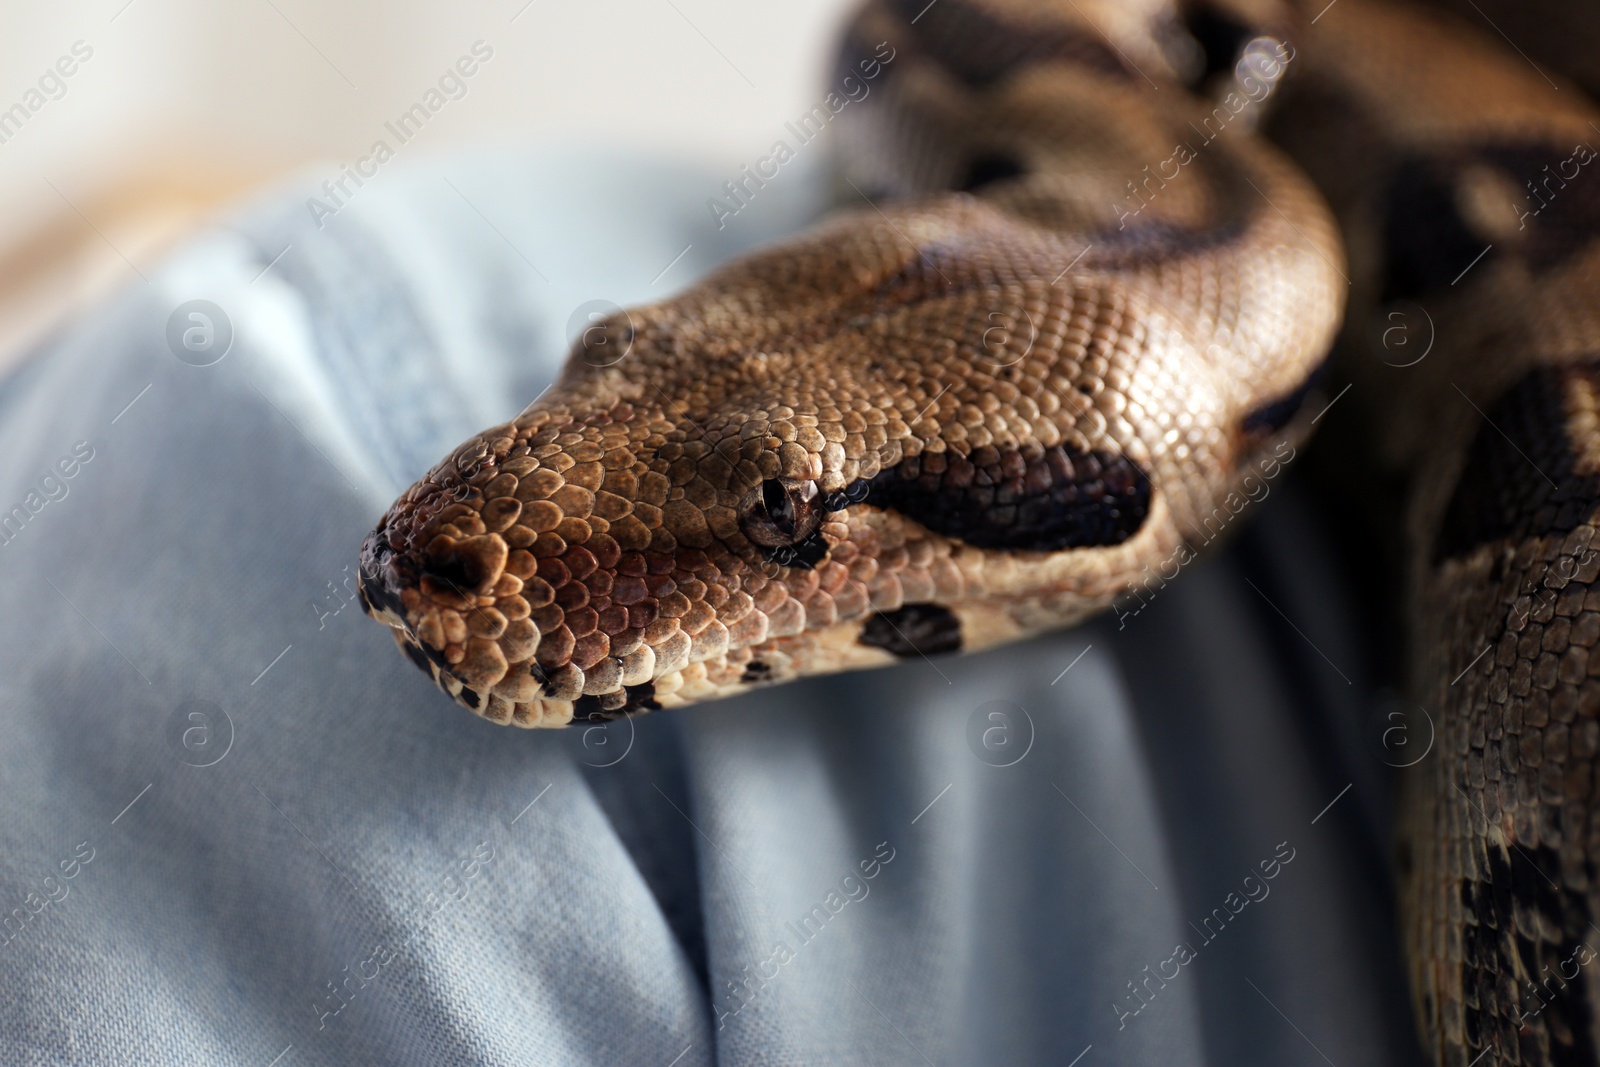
[357,0,1600,1061]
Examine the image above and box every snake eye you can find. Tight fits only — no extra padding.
[741,478,822,549]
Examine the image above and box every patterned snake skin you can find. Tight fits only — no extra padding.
[1268,1,1600,1062]
[356,0,1600,1061]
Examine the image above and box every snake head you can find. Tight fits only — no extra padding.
[359,175,1338,729]
[357,302,1171,732]
[355,375,889,729]
[356,363,834,728]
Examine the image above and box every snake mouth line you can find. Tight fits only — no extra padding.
[381,621,662,727]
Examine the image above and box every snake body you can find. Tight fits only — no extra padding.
[357,1,1600,1061]
[1267,2,1600,1062]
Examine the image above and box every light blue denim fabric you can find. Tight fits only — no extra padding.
[0,146,1421,1065]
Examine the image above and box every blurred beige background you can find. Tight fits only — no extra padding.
[0,0,857,367]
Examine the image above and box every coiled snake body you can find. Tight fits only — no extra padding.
[357,0,1600,1061]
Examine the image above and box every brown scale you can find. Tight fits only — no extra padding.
[358,0,1340,738]
[1265,0,1600,1062]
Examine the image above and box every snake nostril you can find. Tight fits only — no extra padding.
[421,533,508,594]
[421,541,475,589]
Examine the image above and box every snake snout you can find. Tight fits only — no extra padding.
[357,527,408,625]
[358,510,528,709]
